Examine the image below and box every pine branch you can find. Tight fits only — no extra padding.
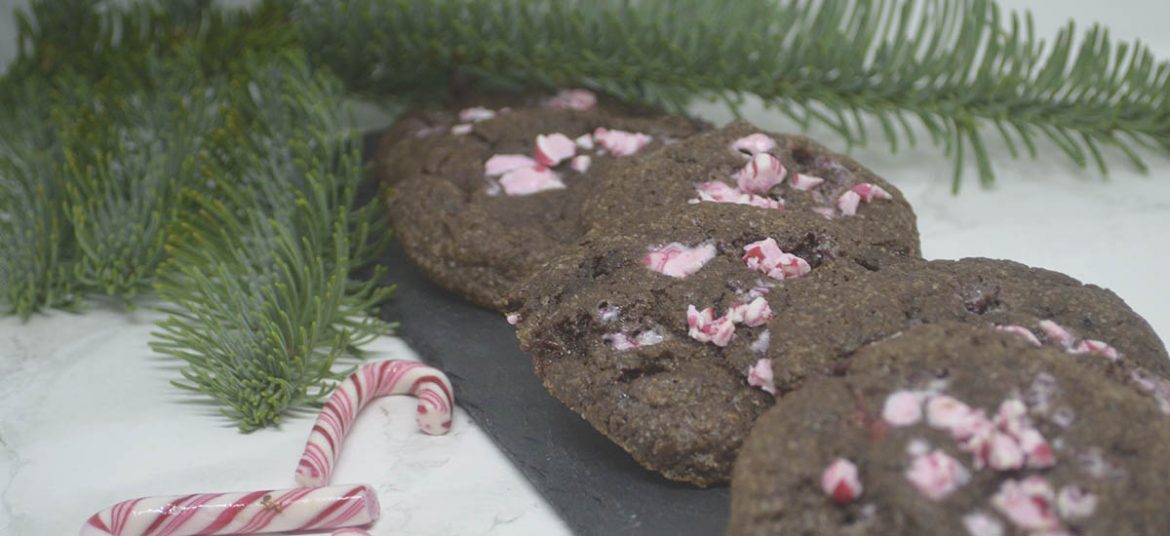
[297,0,1170,189]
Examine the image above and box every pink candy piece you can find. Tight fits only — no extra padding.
[295,360,454,487]
[1071,339,1120,361]
[726,297,773,327]
[837,190,862,216]
[986,432,1026,471]
[548,88,597,111]
[1037,320,1076,349]
[1056,485,1098,520]
[593,127,652,157]
[484,154,538,176]
[837,183,892,216]
[963,512,1005,536]
[574,133,594,150]
[695,181,784,209]
[995,324,1043,347]
[604,330,666,351]
[1018,428,1056,468]
[905,450,970,500]
[750,329,771,353]
[821,458,863,504]
[450,124,473,135]
[747,358,775,395]
[1130,367,1170,414]
[570,155,592,173]
[686,305,736,347]
[882,390,926,427]
[535,133,577,166]
[458,106,496,123]
[991,477,1061,531]
[506,312,521,325]
[730,133,776,156]
[499,166,565,196]
[734,153,787,194]
[742,238,811,280]
[790,173,825,191]
[81,485,379,536]
[642,242,717,278]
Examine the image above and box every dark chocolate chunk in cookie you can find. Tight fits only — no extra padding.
[381,92,706,309]
[509,200,920,486]
[730,323,1170,536]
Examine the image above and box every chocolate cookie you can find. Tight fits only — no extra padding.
[380,90,706,309]
[757,257,1170,393]
[730,322,1170,535]
[509,200,920,486]
[583,121,921,260]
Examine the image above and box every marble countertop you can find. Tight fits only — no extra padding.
[2,1,1169,534]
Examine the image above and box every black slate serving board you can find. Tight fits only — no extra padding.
[363,133,730,535]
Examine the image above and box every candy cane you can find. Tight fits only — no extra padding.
[295,360,454,487]
[80,484,378,536]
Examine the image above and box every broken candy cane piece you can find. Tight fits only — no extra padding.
[1071,339,1121,361]
[882,390,926,427]
[593,127,652,157]
[837,190,862,216]
[1018,428,1056,468]
[499,166,565,196]
[991,477,1061,531]
[1056,485,1098,520]
[484,154,538,176]
[506,312,521,325]
[790,173,825,191]
[750,329,771,353]
[995,324,1043,347]
[534,133,577,166]
[458,106,496,123]
[574,133,594,150]
[686,305,736,347]
[734,153,787,194]
[1037,320,1076,349]
[986,432,1027,471]
[821,458,863,504]
[905,450,971,500]
[642,242,717,278]
[742,238,811,280]
[548,88,597,111]
[80,484,379,536]
[295,360,454,487]
[837,183,892,216]
[604,330,665,351]
[747,358,775,394]
[730,133,777,156]
[570,155,592,173]
[962,512,1006,536]
[450,123,473,135]
[694,181,783,209]
[1129,368,1170,414]
[726,297,773,327]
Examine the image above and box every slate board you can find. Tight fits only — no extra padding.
[362,132,730,535]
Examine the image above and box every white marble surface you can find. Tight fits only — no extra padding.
[2,1,1170,535]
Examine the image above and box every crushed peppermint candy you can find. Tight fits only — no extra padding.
[995,324,1043,347]
[962,512,1005,536]
[451,123,474,135]
[747,358,775,395]
[734,153,787,194]
[882,390,926,427]
[458,106,496,123]
[642,242,717,278]
[506,312,521,325]
[730,133,777,156]
[726,297,773,327]
[686,305,736,347]
[593,127,652,157]
[535,133,577,166]
[837,190,862,216]
[906,439,932,457]
[906,449,970,500]
[574,133,594,150]
[991,477,1061,531]
[694,181,783,209]
[790,173,825,191]
[837,183,892,216]
[484,154,539,176]
[742,238,811,280]
[598,304,621,323]
[1056,485,1098,520]
[570,155,592,173]
[1037,320,1076,349]
[1129,367,1170,414]
[1071,339,1121,361]
[750,329,771,354]
[499,166,565,196]
[604,329,666,351]
[548,88,597,111]
[821,458,863,504]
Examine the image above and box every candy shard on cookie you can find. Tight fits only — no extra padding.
[742,238,811,280]
[991,477,1061,531]
[593,127,652,156]
[747,358,776,394]
[574,133,595,150]
[995,324,1043,347]
[906,450,970,500]
[726,297,773,327]
[730,133,777,156]
[821,458,863,504]
[962,512,1006,536]
[750,329,771,354]
[1038,320,1076,349]
[642,242,717,278]
[506,312,521,325]
[837,190,862,216]
[451,123,474,135]
[459,106,497,123]
[790,173,825,191]
[694,181,783,209]
[484,154,539,176]
[1071,339,1121,361]
[686,305,736,346]
[881,390,926,427]
[1056,485,1098,520]
[570,154,592,173]
[535,132,577,166]
[548,88,597,111]
[838,183,892,216]
[499,166,565,196]
[734,153,787,194]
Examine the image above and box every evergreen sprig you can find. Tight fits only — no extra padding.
[297,0,1170,189]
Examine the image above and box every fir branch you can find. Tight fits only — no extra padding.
[296,0,1170,189]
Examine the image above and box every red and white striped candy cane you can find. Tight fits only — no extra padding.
[295,360,454,486]
[80,484,378,536]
